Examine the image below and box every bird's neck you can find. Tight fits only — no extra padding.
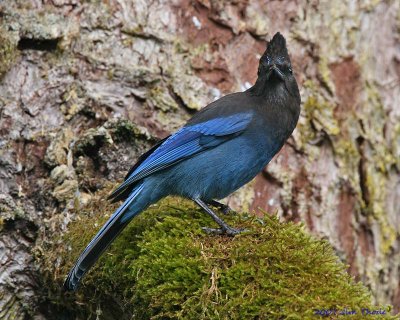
[248,76,269,97]
[248,76,300,106]
[248,77,301,131]
[248,76,287,101]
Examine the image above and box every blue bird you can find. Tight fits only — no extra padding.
[64,32,301,291]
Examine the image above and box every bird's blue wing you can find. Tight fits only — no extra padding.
[108,112,253,200]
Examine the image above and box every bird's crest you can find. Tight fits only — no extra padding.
[263,32,289,61]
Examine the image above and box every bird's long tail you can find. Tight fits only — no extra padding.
[63,183,146,291]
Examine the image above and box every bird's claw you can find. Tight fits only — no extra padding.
[201,226,246,236]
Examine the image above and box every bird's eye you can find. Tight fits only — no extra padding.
[288,66,293,74]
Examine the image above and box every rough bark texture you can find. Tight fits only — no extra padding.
[0,0,399,318]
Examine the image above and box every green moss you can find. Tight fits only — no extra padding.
[297,91,340,152]
[360,83,398,254]
[147,85,179,112]
[333,138,360,175]
[317,57,334,94]
[0,194,25,228]
[73,127,113,157]
[38,186,396,319]
[0,29,18,78]
[105,119,151,143]
[304,96,340,136]
[300,79,399,257]
[394,123,400,169]
[60,84,85,120]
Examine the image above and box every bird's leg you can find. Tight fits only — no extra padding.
[193,198,243,236]
[206,200,235,215]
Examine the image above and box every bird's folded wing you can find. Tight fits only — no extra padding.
[108,112,253,200]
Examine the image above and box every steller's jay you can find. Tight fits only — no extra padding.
[64,32,301,291]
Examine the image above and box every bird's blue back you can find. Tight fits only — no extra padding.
[109,110,254,200]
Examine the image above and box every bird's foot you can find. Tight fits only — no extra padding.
[201,226,246,236]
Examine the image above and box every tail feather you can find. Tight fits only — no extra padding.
[63,184,145,291]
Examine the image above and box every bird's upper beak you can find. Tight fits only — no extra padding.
[266,65,285,81]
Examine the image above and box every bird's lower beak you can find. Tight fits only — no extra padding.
[266,65,285,81]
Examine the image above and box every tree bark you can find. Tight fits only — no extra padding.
[0,0,399,318]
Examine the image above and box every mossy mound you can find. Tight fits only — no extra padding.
[39,186,395,319]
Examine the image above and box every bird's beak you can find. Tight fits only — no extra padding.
[266,65,285,81]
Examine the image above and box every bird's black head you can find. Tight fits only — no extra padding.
[259,32,292,82]
[250,32,299,100]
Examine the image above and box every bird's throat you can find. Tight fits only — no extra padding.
[249,75,284,97]
[249,76,269,96]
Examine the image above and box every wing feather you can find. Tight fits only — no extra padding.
[108,112,253,201]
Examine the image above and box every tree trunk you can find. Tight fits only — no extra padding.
[0,0,399,318]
